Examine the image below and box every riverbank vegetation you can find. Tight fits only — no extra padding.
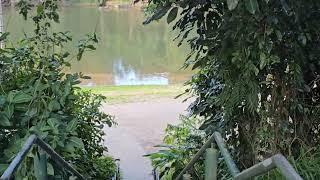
[0,0,116,179]
[143,0,320,179]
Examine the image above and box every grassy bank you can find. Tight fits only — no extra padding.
[83,84,187,104]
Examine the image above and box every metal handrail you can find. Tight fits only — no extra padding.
[0,135,85,180]
[175,131,303,180]
[112,159,121,180]
[153,168,160,180]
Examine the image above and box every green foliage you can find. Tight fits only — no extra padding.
[258,146,320,179]
[144,0,320,178]
[147,115,233,180]
[94,156,117,179]
[71,90,116,178]
[73,90,114,159]
[146,115,206,179]
[0,0,115,178]
[166,7,178,24]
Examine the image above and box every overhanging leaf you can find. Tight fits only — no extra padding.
[48,100,60,111]
[245,0,259,14]
[259,53,267,70]
[25,107,38,117]
[7,91,15,103]
[0,112,10,126]
[227,0,239,10]
[192,58,206,70]
[68,136,84,148]
[13,92,33,104]
[0,96,5,106]
[0,32,9,41]
[143,3,172,25]
[4,104,14,118]
[47,118,58,128]
[167,7,178,24]
[66,119,78,132]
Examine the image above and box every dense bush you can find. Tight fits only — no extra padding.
[0,0,115,179]
[144,0,320,178]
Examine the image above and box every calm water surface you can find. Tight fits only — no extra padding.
[4,6,191,86]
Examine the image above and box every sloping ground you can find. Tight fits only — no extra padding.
[103,98,190,180]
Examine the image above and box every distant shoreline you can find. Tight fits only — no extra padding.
[66,1,146,10]
[2,1,146,10]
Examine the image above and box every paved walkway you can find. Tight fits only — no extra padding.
[103,98,189,180]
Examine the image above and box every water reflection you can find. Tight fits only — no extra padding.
[113,60,169,85]
[4,6,191,86]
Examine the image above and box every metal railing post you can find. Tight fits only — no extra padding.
[38,149,48,180]
[205,146,217,180]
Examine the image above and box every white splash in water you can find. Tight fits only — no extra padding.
[113,59,169,85]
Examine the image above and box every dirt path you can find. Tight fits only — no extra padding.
[103,98,190,180]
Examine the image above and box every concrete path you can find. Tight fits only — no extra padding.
[103,98,189,180]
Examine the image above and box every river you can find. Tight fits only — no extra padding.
[3,5,191,86]
[4,5,191,179]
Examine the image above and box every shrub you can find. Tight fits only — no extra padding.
[71,90,115,178]
[146,115,206,179]
[94,156,117,179]
[0,0,115,179]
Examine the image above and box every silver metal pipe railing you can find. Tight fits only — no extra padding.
[0,135,85,180]
[174,131,303,180]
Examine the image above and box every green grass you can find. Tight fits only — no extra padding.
[82,84,187,104]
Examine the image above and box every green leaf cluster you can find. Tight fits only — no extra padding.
[93,156,117,180]
[146,115,206,179]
